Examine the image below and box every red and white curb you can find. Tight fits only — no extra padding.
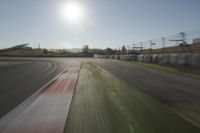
[1,65,80,133]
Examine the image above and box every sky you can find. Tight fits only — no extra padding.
[0,0,200,49]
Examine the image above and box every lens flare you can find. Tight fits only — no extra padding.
[58,2,85,23]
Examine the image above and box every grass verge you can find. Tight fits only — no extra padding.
[129,61,200,80]
[0,61,11,64]
[65,63,200,133]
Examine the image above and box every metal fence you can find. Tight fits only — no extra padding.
[115,29,200,53]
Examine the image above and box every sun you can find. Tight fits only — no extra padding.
[58,2,85,23]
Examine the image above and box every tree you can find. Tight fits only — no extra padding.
[105,47,114,55]
[82,45,89,53]
[122,45,126,55]
[43,49,48,55]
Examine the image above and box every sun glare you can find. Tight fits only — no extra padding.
[58,2,85,24]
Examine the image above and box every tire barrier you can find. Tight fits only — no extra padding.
[94,53,200,68]
[158,54,170,64]
[137,55,144,62]
[114,55,120,60]
[191,53,200,67]
[169,54,179,65]
[177,54,191,66]
[120,55,136,61]
[152,55,158,63]
[143,55,152,62]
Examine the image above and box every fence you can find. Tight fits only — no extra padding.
[114,29,200,54]
[94,29,200,67]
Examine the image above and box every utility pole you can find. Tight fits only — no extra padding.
[118,47,121,55]
[161,37,165,53]
[149,40,156,55]
[169,32,187,46]
[127,45,129,54]
[140,42,143,54]
[149,40,152,55]
[180,32,186,45]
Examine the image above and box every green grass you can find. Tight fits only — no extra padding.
[65,63,200,133]
[0,61,17,65]
[0,61,9,64]
[129,61,200,79]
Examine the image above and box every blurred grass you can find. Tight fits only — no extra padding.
[0,61,9,64]
[0,61,17,65]
[65,63,200,133]
[130,61,200,80]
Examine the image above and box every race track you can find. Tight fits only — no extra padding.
[0,58,68,118]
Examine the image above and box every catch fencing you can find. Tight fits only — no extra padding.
[114,29,200,54]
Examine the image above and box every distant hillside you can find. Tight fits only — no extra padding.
[0,49,44,56]
[0,49,93,57]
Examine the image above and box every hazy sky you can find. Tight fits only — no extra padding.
[0,0,200,49]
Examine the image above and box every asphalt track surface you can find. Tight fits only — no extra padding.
[1,65,81,133]
[1,57,200,131]
[94,59,200,125]
[0,57,70,118]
